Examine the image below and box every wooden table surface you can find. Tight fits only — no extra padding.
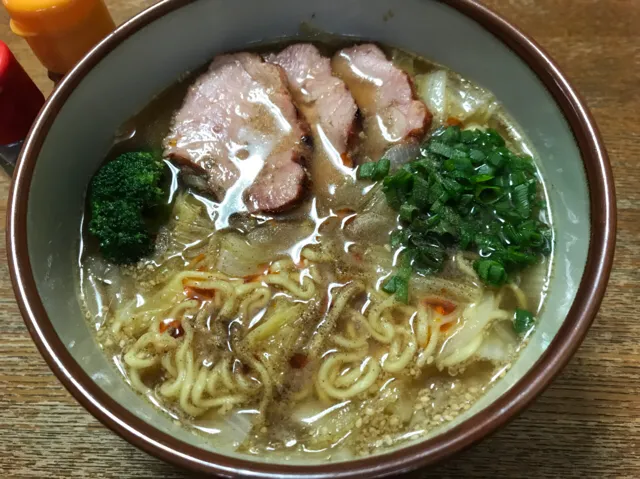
[1,1,638,477]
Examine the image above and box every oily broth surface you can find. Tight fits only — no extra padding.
[78,42,553,461]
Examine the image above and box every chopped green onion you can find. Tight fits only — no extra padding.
[453,156,473,172]
[475,185,502,204]
[357,162,376,179]
[373,159,391,180]
[383,170,413,209]
[469,149,486,162]
[381,270,410,303]
[429,142,457,159]
[514,309,535,335]
[382,274,399,293]
[474,259,507,286]
[485,129,505,147]
[474,163,495,177]
[488,151,505,168]
[399,204,419,222]
[460,129,479,143]
[358,159,390,181]
[512,183,531,218]
[356,125,551,295]
[390,229,408,248]
[470,174,495,184]
[394,277,409,303]
[411,176,431,208]
[441,125,461,143]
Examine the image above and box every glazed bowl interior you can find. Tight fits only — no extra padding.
[15,0,596,471]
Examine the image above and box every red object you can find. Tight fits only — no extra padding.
[0,40,45,145]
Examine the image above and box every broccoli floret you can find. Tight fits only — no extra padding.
[90,151,164,205]
[88,152,165,264]
[89,200,153,263]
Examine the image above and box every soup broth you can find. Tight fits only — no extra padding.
[79,40,553,461]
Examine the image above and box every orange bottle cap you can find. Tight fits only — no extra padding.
[3,0,96,35]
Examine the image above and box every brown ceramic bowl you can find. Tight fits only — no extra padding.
[6,0,615,477]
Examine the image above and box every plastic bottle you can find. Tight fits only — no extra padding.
[2,0,116,82]
[0,40,45,174]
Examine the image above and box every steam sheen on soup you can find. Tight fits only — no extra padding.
[79,41,553,460]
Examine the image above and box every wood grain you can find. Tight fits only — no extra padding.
[1,1,638,477]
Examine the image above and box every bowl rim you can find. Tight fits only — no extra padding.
[6,0,616,477]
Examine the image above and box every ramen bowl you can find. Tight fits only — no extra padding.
[7,0,615,477]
